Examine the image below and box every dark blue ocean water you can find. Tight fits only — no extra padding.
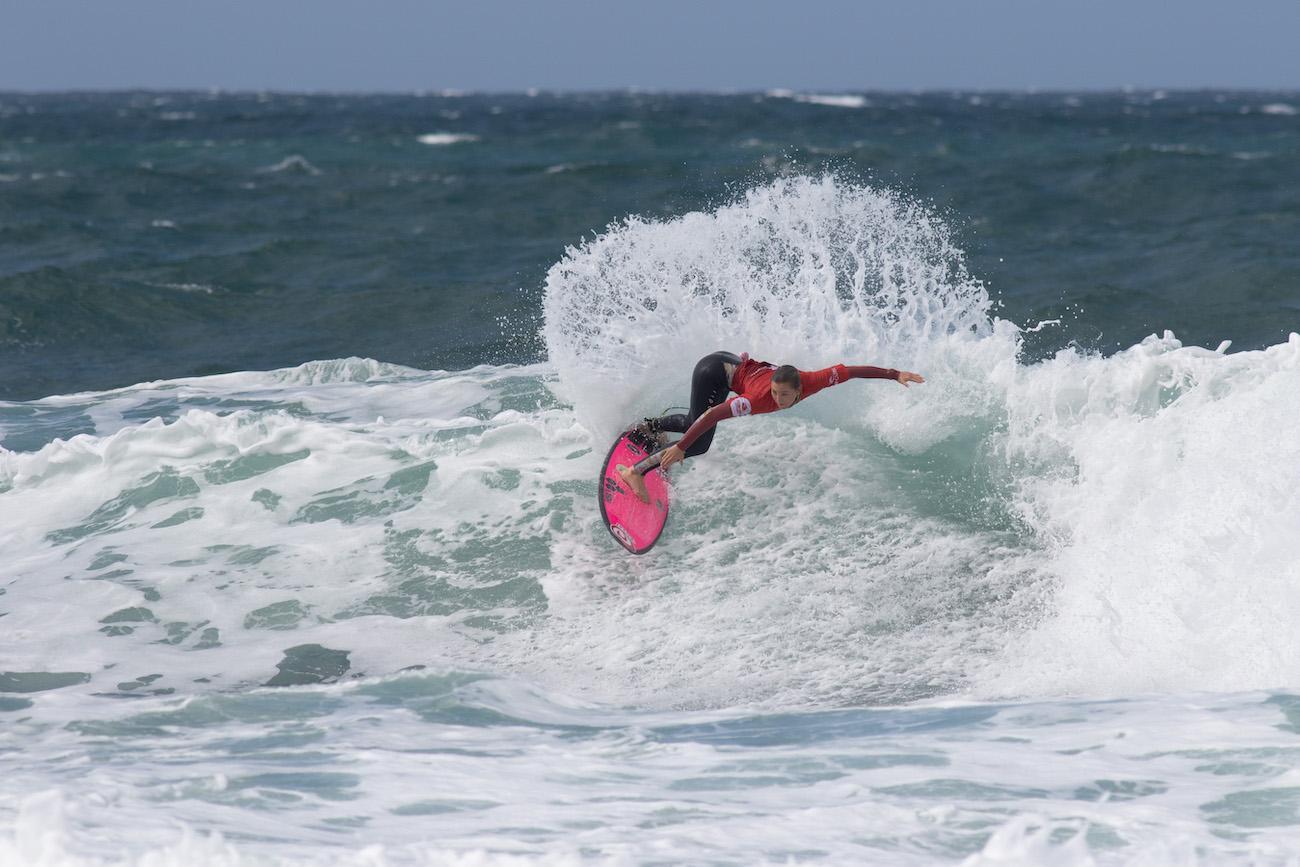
[2,90,1297,402]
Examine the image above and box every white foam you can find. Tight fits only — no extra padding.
[1259,103,1297,115]
[981,332,1300,697]
[7,689,1300,865]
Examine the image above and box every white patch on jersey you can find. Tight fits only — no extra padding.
[829,367,840,384]
[730,397,752,417]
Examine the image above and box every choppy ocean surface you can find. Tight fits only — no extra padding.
[2,91,1299,865]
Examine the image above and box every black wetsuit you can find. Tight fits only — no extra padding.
[647,350,740,460]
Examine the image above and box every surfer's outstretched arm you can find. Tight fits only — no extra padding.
[894,370,925,386]
[803,364,924,388]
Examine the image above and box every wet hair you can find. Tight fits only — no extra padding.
[772,365,801,389]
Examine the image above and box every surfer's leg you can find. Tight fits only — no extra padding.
[689,351,739,421]
[681,427,716,459]
[618,461,651,502]
[673,350,734,458]
[653,413,691,434]
[625,351,738,498]
[647,351,738,435]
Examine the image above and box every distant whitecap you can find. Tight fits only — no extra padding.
[799,93,868,108]
[148,282,216,294]
[257,155,323,175]
[767,90,868,109]
[417,133,480,146]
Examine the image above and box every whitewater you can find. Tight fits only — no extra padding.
[4,176,1300,865]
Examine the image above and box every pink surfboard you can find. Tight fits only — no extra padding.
[599,428,672,554]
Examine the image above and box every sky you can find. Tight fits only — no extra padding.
[2,0,1298,93]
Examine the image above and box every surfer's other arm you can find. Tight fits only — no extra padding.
[670,401,738,458]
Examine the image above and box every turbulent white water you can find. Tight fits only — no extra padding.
[4,176,1300,864]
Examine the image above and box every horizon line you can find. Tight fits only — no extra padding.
[3,85,1299,98]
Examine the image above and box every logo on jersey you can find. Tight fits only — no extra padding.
[730,397,752,417]
[829,367,840,384]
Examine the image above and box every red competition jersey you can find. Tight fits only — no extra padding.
[676,355,900,451]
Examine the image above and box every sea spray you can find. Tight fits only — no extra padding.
[541,175,1017,451]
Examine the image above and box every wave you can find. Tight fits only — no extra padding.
[3,177,1299,712]
[541,175,1300,702]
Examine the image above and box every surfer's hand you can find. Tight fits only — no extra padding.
[896,370,925,387]
[659,445,685,470]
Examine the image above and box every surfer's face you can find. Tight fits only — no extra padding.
[771,383,800,409]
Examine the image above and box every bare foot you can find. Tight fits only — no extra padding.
[616,464,650,504]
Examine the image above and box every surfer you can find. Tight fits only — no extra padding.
[617,351,925,503]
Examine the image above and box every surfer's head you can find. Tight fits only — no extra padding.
[771,365,801,409]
